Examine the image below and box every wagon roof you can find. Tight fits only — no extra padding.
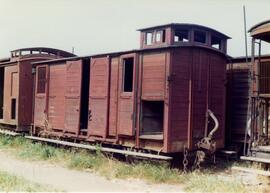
[232,54,270,62]
[0,57,10,63]
[33,43,231,65]
[32,55,85,65]
[249,20,270,42]
[11,47,76,58]
[137,23,231,39]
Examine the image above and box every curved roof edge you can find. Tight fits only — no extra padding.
[137,23,231,39]
[33,44,230,65]
[11,47,76,57]
[248,20,270,42]
[248,20,270,32]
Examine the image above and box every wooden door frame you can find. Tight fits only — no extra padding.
[117,53,138,136]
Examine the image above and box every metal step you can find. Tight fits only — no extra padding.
[232,166,270,176]
[240,156,270,164]
[250,146,270,159]
[257,146,270,153]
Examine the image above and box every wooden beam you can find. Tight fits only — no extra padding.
[232,166,270,176]
[25,136,173,160]
[0,129,21,136]
[241,156,270,164]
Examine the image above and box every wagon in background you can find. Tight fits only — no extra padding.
[0,47,75,132]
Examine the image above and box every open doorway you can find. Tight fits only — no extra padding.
[141,101,164,139]
[0,68,4,119]
[79,59,90,133]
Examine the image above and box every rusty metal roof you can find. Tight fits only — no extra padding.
[137,23,231,39]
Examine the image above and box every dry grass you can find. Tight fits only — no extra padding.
[0,170,50,191]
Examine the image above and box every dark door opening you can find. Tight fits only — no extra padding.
[141,101,164,135]
[0,68,4,119]
[79,59,90,133]
[11,98,16,120]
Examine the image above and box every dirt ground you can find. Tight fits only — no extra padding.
[0,150,185,192]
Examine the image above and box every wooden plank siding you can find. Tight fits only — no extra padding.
[34,65,48,127]
[48,64,66,130]
[64,60,82,134]
[34,60,84,135]
[169,48,226,152]
[3,65,18,125]
[88,57,110,137]
[108,57,120,136]
[18,60,36,128]
[141,53,166,100]
[226,61,251,143]
[169,48,190,152]
[117,54,137,136]
[32,49,227,153]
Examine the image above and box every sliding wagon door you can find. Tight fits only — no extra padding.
[64,60,82,134]
[117,54,137,136]
[88,57,109,137]
[34,65,48,127]
[48,64,66,130]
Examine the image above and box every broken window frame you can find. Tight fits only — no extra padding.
[174,29,189,43]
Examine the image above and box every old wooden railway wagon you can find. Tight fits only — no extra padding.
[33,23,230,154]
[239,20,270,162]
[0,47,75,131]
[226,55,270,145]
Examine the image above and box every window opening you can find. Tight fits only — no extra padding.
[11,98,16,119]
[80,59,90,133]
[174,29,189,42]
[123,58,134,92]
[211,36,222,50]
[141,101,164,135]
[194,31,206,44]
[156,30,165,42]
[145,32,153,45]
[37,67,46,94]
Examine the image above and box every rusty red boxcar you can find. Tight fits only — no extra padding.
[0,47,75,132]
[33,23,230,153]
